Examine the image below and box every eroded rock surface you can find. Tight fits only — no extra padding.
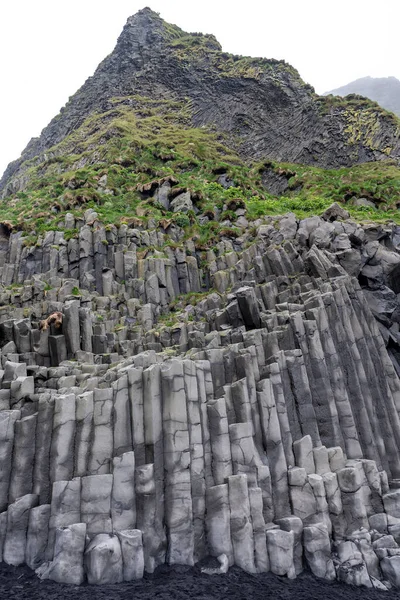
[0,206,400,589]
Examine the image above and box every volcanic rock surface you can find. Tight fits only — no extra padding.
[0,205,399,587]
[1,6,400,593]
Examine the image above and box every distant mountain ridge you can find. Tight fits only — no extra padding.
[326,76,400,117]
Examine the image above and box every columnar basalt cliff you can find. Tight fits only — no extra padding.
[0,206,400,587]
[1,6,400,591]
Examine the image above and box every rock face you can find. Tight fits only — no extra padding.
[1,9,400,198]
[1,6,400,591]
[0,207,399,588]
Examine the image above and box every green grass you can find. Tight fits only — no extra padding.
[1,95,400,251]
[317,94,400,124]
[253,160,400,222]
[2,9,400,247]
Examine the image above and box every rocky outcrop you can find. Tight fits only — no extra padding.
[1,9,400,198]
[0,206,400,587]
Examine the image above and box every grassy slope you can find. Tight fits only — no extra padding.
[1,95,400,252]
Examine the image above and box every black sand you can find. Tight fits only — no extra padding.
[0,563,397,600]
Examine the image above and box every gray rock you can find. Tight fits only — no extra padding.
[63,300,80,357]
[275,516,303,574]
[381,555,400,587]
[0,512,7,562]
[257,378,291,517]
[3,494,38,566]
[266,529,296,578]
[85,533,123,585]
[170,192,193,213]
[38,523,86,585]
[117,529,144,581]
[289,467,317,523]
[0,410,21,510]
[135,462,166,573]
[89,388,113,475]
[154,181,171,210]
[278,213,298,240]
[201,553,229,575]
[249,487,269,573]
[10,376,34,405]
[207,397,232,485]
[26,504,51,569]
[313,446,330,475]
[161,360,194,566]
[328,447,345,472]
[353,198,376,208]
[384,490,400,519]
[127,368,145,465]
[205,485,234,566]
[47,478,81,560]
[297,216,323,247]
[236,286,261,329]
[321,203,350,222]
[50,394,76,483]
[111,452,136,531]
[49,335,67,366]
[228,474,255,573]
[336,540,372,587]
[112,375,132,456]
[309,222,336,249]
[75,392,94,477]
[293,435,315,474]
[303,523,335,580]
[81,474,113,537]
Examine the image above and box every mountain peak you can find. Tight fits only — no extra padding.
[128,6,159,18]
[123,6,164,33]
[118,7,221,52]
[110,7,168,65]
[1,11,400,196]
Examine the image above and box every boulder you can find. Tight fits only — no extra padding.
[85,533,123,585]
[321,203,350,222]
[303,523,335,580]
[37,523,86,585]
[381,555,400,587]
[266,529,296,579]
[336,540,372,587]
[170,192,193,213]
[117,529,144,581]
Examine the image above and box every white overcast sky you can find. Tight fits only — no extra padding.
[1,0,399,178]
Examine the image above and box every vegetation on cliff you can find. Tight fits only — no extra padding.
[325,76,400,118]
[2,7,400,204]
[0,8,399,253]
[0,92,399,249]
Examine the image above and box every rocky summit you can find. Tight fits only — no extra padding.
[1,5,400,592]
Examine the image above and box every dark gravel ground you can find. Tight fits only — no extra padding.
[0,563,398,600]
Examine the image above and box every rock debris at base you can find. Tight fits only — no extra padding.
[2,206,400,588]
